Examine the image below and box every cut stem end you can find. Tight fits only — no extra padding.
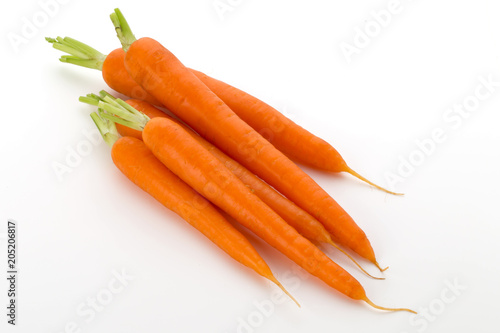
[110,8,137,52]
[80,91,150,145]
[46,36,106,71]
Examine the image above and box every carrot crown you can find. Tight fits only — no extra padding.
[110,8,137,52]
[79,91,150,144]
[79,93,120,146]
[46,37,107,71]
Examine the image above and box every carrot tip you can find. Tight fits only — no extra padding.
[269,276,300,308]
[374,261,389,272]
[327,241,385,280]
[344,166,404,196]
[363,297,416,314]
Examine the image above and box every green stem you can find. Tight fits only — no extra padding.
[116,98,144,118]
[46,36,107,71]
[79,93,104,106]
[98,110,144,131]
[80,94,119,146]
[98,90,116,100]
[90,112,119,147]
[110,8,137,52]
[98,91,150,126]
[60,56,104,71]
[79,96,99,106]
[80,90,150,132]
[97,101,146,130]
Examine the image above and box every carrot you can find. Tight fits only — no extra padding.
[46,37,375,272]
[46,37,400,195]
[108,9,384,270]
[87,94,412,312]
[105,96,382,279]
[47,14,390,269]
[190,70,402,195]
[86,109,297,305]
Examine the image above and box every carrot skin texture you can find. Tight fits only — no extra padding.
[111,137,278,280]
[103,49,346,172]
[102,49,161,106]
[141,117,368,300]
[190,69,348,172]
[120,102,383,277]
[95,46,397,195]
[190,71,402,195]
[124,38,376,263]
[119,99,333,245]
[197,138,332,244]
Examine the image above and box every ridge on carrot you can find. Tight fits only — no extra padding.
[89,94,384,280]
[83,91,415,313]
[84,96,299,307]
[46,36,401,196]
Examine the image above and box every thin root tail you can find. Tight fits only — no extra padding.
[329,241,385,280]
[345,166,404,196]
[364,297,416,314]
[374,261,389,272]
[270,277,301,308]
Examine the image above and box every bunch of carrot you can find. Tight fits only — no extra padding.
[47,8,413,313]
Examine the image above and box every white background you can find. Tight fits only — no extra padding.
[1,0,500,332]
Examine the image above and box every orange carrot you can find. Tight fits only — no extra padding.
[47,37,399,195]
[103,49,161,105]
[86,111,296,304]
[110,9,382,270]
[88,93,413,312]
[110,98,382,279]
[190,70,401,195]
[47,14,392,268]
